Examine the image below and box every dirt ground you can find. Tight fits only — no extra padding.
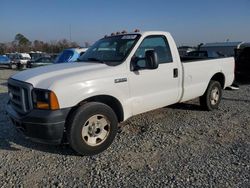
[0,68,249,187]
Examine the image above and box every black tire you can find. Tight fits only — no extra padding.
[200,80,222,111]
[67,102,118,155]
[17,63,22,70]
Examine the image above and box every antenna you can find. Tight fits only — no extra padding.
[69,24,72,42]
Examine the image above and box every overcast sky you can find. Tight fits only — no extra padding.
[0,0,249,46]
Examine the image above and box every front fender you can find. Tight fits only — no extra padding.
[51,77,132,120]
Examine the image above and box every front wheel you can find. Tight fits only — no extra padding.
[200,80,222,111]
[67,102,118,155]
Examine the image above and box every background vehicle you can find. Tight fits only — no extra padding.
[200,42,243,57]
[178,46,196,57]
[235,44,250,80]
[29,51,46,60]
[6,31,234,156]
[0,55,11,68]
[27,56,55,68]
[49,53,59,60]
[181,50,225,61]
[200,41,250,57]
[5,53,31,69]
[5,53,19,69]
[54,48,87,64]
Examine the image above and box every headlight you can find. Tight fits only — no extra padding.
[32,89,59,110]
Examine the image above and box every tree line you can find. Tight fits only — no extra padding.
[0,33,90,55]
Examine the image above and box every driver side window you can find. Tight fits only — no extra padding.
[134,36,173,68]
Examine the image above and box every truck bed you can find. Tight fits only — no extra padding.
[180,57,235,102]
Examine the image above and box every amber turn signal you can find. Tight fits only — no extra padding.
[37,102,50,109]
[50,91,59,110]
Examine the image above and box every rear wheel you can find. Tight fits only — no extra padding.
[67,102,118,155]
[200,80,222,111]
[17,63,22,70]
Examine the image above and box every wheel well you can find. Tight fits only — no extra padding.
[77,95,124,122]
[63,95,124,143]
[211,73,225,88]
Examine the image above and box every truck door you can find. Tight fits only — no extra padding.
[128,35,181,115]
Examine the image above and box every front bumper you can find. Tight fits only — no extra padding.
[6,102,71,144]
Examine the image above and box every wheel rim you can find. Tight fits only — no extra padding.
[81,114,110,146]
[210,87,220,105]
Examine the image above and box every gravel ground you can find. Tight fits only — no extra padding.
[0,68,249,187]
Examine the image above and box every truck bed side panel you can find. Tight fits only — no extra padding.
[180,57,234,102]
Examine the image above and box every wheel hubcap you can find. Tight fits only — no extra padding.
[210,87,220,105]
[81,114,110,146]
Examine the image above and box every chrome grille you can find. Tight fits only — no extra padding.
[8,79,33,114]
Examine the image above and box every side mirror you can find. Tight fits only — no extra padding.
[145,50,158,69]
[130,56,142,71]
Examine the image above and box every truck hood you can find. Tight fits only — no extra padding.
[11,62,115,89]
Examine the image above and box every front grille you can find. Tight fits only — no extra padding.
[8,79,33,114]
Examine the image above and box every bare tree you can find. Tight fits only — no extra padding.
[1,34,80,54]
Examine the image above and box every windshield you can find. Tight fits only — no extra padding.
[55,50,74,63]
[0,56,10,61]
[78,34,140,65]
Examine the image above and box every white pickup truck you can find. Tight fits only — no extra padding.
[7,31,234,155]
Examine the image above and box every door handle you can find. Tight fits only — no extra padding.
[173,68,178,78]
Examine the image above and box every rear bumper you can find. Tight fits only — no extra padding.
[6,102,71,144]
[0,63,11,66]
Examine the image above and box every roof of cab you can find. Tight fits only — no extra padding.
[104,31,171,38]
